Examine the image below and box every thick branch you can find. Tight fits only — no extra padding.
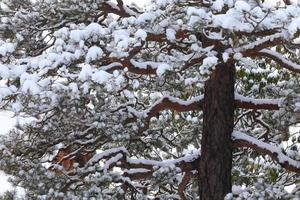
[233,131,300,174]
[122,94,280,131]
[234,93,280,110]
[126,94,279,120]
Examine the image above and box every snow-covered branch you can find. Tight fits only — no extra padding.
[82,147,199,181]
[234,32,283,54]
[126,94,279,120]
[234,94,280,110]
[255,49,300,74]
[233,131,300,174]
[126,95,204,120]
[101,0,138,18]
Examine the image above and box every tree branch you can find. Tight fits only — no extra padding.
[101,1,137,18]
[126,95,204,120]
[234,93,280,110]
[126,94,279,120]
[253,49,300,74]
[233,131,300,174]
[234,32,283,54]
[80,147,199,181]
[122,94,280,130]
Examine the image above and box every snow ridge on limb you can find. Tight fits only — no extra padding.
[233,32,284,54]
[256,49,300,74]
[126,94,204,119]
[232,131,300,174]
[234,93,280,110]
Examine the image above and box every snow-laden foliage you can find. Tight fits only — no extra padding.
[0,0,299,199]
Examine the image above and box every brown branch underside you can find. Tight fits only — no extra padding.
[252,49,300,74]
[233,139,300,174]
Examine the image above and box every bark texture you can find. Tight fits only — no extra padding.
[199,63,235,200]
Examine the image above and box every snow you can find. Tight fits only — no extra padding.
[86,46,103,63]
[136,12,156,24]
[212,0,224,12]
[20,73,41,95]
[0,111,15,135]
[233,53,243,60]
[54,27,69,39]
[127,94,204,118]
[113,29,130,50]
[123,168,150,174]
[0,42,15,56]
[166,28,176,41]
[262,0,284,9]
[165,95,204,106]
[0,112,24,196]
[0,87,15,100]
[134,29,147,41]
[112,74,123,86]
[187,7,211,26]
[222,52,229,62]
[0,64,10,79]
[38,59,52,69]
[232,185,244,195]
[86,23,106,37]
[2,0,300,197]
[234,1,251,12]
[99,62,122,71]
[68,82,79,94]
[200,56,218,74]
[156,63,172,76]
[70,30,85,43]
[235,93,281,106]
[88,147,127,165]
[0,171,12,195]
[156,0,174,7]
[78,64,93,81]
[21,80,40,95]
[88,147,196,175]
[288,17,300,36]
[130,59,164,70]
[132,79,140,89]
[186,7,208,18]
[232,32,283,53]
[127,150,199,167]
[213,12,253,32]
[103,153,123,173]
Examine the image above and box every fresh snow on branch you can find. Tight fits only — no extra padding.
[235,94,281,105]
[258,49,300,73]
[233,131,300,174]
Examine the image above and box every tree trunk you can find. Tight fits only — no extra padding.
[199,63,235,200]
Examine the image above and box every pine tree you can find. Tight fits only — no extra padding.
[0,0,299,199]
